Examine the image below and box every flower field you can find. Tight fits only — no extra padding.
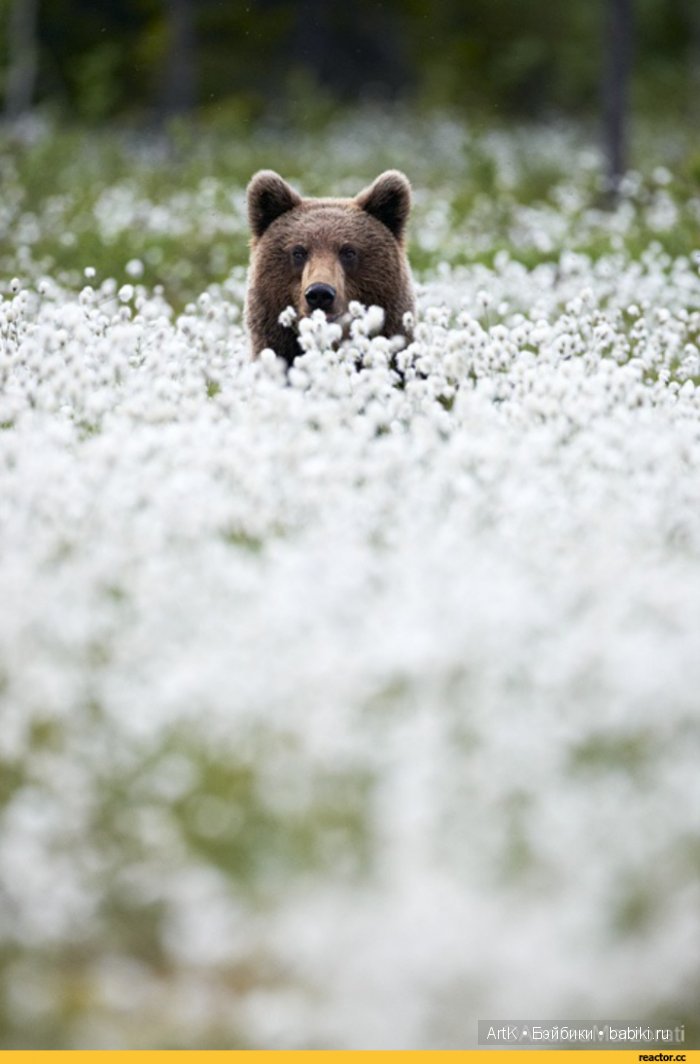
[0,113,699,1048]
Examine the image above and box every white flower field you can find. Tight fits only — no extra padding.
[0,113,699,1048]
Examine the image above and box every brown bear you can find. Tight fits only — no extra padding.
[245,169,414,364]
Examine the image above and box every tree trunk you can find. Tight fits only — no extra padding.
[602,0,633,197]
[685,0,700,127]
[161,0,196,120]
[5,0,40,121]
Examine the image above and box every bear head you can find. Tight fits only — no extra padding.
[245,170,414,364]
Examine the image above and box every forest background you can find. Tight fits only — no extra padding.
[1,1,698,142]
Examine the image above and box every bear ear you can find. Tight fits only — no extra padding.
[355,170,412,240]
[247,170,302,238]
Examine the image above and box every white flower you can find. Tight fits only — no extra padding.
[1,114,699,1053]
[125,259,145,278]
[278,305,297,328]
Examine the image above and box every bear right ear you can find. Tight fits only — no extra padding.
[247,170,302,238]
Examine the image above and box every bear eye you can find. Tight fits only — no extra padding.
[291,245,307,266]
[339,245,358,266]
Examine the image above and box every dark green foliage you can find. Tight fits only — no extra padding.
[0,0,697,122]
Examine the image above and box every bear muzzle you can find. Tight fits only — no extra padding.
[304,282,337,314]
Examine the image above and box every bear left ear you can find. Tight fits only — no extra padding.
[355,170,412,240]
[247,170,302,238]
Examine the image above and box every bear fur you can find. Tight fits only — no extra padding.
[245,169,414,364]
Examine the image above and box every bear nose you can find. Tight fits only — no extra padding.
[305,283,336,313]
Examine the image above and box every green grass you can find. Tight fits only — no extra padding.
[2,110,699,311]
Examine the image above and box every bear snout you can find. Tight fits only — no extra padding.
[305,282,337,314]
